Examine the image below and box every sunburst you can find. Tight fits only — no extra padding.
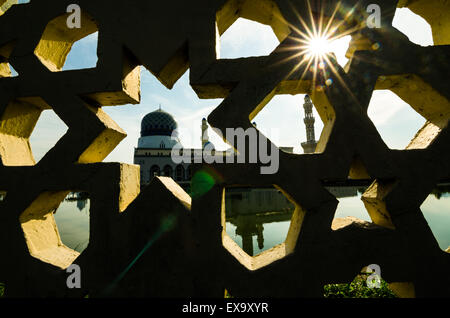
[275,0,362,97]
[305,35,333,59]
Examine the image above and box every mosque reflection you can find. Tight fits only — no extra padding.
[225,187,296,256]
[65,191,90,213]
[431,183,450,199]
[224,186,368,256]
[2,183,447,255]
[225,183,450,256]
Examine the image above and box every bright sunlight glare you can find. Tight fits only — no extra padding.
[282,1,362,94]
[305,35,351,67]
[306,36,332,58]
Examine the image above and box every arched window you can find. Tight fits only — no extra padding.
[175,165,185,181]
[163,165,173,178]
[150,165,160,179]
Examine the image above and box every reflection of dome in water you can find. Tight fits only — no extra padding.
[141,109,178,137]
[77,199,87,212]
[138,108,181,149]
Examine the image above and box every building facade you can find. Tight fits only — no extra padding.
[134,108,192,190]
[134,96,319,188]
[133,108,228,191]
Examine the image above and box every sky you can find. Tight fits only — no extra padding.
[24,6,434,164]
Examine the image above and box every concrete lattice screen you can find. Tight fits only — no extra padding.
[0,0,449,297]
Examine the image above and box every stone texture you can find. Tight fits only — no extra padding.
[0,0,448,298]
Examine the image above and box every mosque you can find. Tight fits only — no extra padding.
[133,106,227,191]
[132,96,358,255]
[133,95,318,188]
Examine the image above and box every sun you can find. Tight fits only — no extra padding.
[275,0,363,94]
[306,35,332,58]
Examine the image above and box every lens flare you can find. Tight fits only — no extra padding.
[273,0,363,101]
[306,36,332,58]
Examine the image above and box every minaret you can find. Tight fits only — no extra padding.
[201,118,209,148]
[301,95,318,154]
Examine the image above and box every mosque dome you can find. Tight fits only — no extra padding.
[138,108,181,149]
[141,109,178,137]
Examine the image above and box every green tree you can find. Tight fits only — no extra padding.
[324,274,397,298]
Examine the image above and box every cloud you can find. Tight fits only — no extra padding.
[177,105,217,124]
[393,8,433,46]
[367,90,426,149]
[176,104,227,149]
[29,110,68,162]
[368,90,408,126]
[219,18,279,58]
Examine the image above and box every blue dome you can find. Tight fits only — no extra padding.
[141,109,178,137]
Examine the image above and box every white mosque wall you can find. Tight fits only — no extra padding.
[137,135,180,149]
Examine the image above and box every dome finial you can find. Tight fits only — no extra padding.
[158,104,161,111]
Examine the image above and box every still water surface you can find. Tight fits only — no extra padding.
[51,188,450,256]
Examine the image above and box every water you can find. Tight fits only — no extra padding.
[421,192,450,250]
[53,196,90,253]
[226,220,291,256]
[332,190,450,251]
[49,188,450,256]
[224,186,450,255]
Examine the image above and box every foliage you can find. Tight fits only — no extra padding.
[0,276,398,298]
[323,274,397,298]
